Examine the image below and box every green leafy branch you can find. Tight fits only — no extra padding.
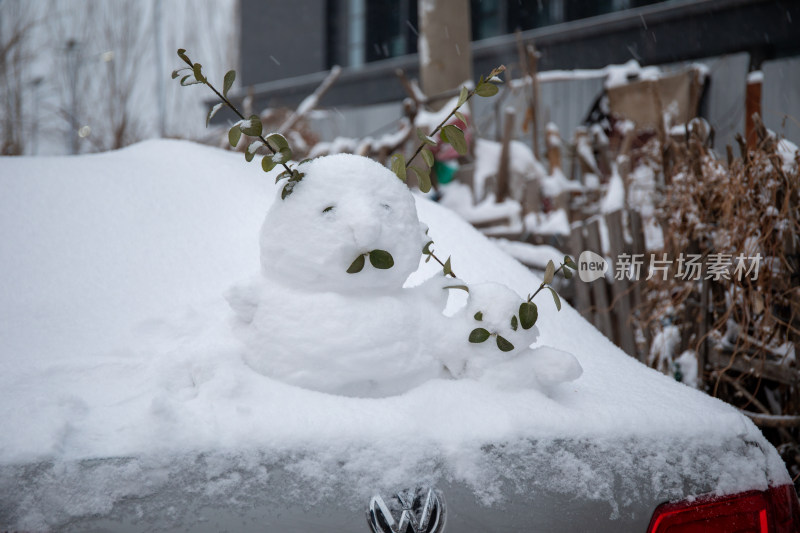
[393,66,506,280]
[422,239,456,278]
[467,256,578,352]
[173,49,303,199]
[390,65,506,194]
[525,255,578,311]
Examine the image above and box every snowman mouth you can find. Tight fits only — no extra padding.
[346,250,394,273]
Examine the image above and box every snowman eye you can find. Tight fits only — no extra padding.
[322,205,336,214]
[380,203,392,212]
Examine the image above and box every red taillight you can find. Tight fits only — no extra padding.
[647,485,800,533]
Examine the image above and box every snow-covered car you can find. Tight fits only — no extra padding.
[0,141,797,532]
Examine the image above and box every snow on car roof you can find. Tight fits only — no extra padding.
[0,140,788,529]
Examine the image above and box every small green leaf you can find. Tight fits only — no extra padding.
[454,111,467,125]
[409,166,431,193]
[177,48,191,64]
[180,74,200,86]
[274,169,291,183]
[422,240,434,255]
[368,250,394,269]
[266,133,289,151]
[443,257,452,276]
[475,82,499,97]
[206,103,223,127]
[416,128,437,146]
[223,70,235,98]
[443,284,469,292]
[391,153,407,182]
[519,302,538,329]
[262,156,277,172]
[469,328,491,343]
[240,114,262,137]
[440,127,449,144]
[511,315,518,331]
[347,254,366,273]
[474,311,483,321]
[544,260,555,284]
[192,62,205,83]
[457,86,469,107]
[421,148,434,168]
[244,150,255,162]
[548,287,562,311]
[565,255,578,269]
[442,124,467,155]
[496,335,515,352]
[228,125,242,147]
[563,268,572,279]
[281,181,295,200]
[273,147,292,165]
[171,67,190,79]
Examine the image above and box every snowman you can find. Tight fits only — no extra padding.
[227,154,581,397]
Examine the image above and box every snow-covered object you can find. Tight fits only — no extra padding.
[539,167,583,198]
[473,138,547,201]
[0,141,791,531]
[259,155,424,291]
[600,165,625,213]
[777,138,799,173]
[229,153,580,397]
[524,208,571,236]
[604,59,661,89]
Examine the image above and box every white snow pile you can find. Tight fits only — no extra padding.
[0,140,789,530]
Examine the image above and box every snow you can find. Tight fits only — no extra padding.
[472,138,546,201]
[0,140,789,529]
[490,240,565,270]
[600,165,625,213]
[524,208,571,236]
[439,183,521,227]
[747,70,765,83]
[605,60,661,89]
[539,167,583,198]
[675,350,699,389]
[777,138,799,173]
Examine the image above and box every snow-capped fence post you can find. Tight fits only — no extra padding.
[568,225,593,320]
[546,123,562,173]
[605,210,637,357]
[418,0,473,110]
[627,209,649,358]
[745,71,763,149]
[527,44,541,159]
[496,107,515,203]
[585,219,614,340]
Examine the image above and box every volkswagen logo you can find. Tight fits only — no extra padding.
[367,487,446,533]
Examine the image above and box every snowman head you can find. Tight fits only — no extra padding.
[259,154,425,291]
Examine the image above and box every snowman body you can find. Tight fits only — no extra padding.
[228,154,581,397]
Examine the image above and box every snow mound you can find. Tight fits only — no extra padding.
[229,153,579,397]
[0,140,788,530]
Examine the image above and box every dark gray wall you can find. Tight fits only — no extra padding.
[239,0,327,87]
[235,0,800,110]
